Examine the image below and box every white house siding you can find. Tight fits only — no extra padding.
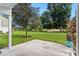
[0,15,8,33]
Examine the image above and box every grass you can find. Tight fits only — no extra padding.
[0,31,66,48]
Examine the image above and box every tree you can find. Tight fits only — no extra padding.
[28,16,42,31]
[40,11,53,30]
[12,3,39,38]
[47,3,71,31]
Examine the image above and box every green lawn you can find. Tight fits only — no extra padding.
[0,31,66,48]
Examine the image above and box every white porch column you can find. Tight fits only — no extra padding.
[8,9,12,49]
[76,4,79,56]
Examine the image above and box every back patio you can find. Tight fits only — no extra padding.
[0,40,72,56]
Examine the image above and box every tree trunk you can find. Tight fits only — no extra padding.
[52,28,54,32]
[25,25,27,38]
[60,28,62,32]
[47,29,48,32]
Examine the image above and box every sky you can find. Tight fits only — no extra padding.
[32,3,77,19]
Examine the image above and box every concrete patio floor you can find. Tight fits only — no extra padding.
[0,39,72,56]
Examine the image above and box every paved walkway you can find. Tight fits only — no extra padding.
[0,40,73,56]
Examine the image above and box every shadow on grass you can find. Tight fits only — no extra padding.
[12,34,33,46]
[12,34,32,38]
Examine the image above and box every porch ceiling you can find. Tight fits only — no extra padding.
[0,3,17,15]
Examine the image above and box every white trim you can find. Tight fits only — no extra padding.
[8,9,12,49]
